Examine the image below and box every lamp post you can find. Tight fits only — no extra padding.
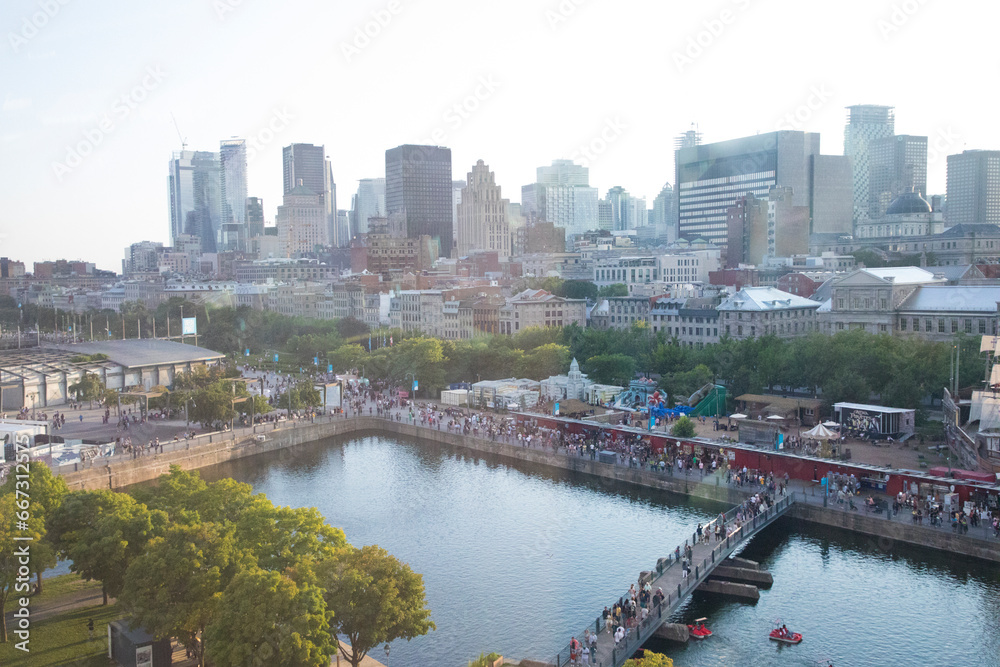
[384,644,390,666]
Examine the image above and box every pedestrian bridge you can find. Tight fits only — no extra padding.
[550,493,796,667]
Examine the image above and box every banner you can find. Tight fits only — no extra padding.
[181,317,197,335]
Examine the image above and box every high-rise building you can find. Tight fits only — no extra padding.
[124,241,163,277]
[675,131,820,247]
[652,183,677,241]
[946,150,1000,226]
[456,160,511,260]
[246,197,265,240]
[522,160,598,236]
[604,187,647,231]
[869,135,927,219]
[282,144,337,247]
[385,144,454,257]
[726,187,809,267]
[277,180,327,257]
[809,155,854,235]
[349,178,386,237]
[219,138,248,251]
[844,105,895,223]
[168,150,223,254]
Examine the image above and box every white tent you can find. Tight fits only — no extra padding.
[766,414,785,420]
[803,423,836,440]
[729,413,748,419]
[822,420,840,428]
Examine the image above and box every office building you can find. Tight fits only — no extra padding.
[726,187,809,267]
[522,160,599,236]
[246,197,265,240]
[869,135,928,219]
[277,181,327,257]
[167,150,223,254]
[844,105,895,223]
[349,178,385,237]
[219,138,248,251]
[385,144,454,257]
[456,160,511,260]
[283,143,337,246]
[675,131,820,247]
[946,150,1000,226]
[652,182,677,241]
[809,155,854,235]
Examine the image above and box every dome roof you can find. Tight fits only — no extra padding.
[885,192,931,215]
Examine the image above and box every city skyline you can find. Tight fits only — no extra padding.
[2,0,995,268]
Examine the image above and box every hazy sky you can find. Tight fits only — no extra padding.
[1,0,995,270]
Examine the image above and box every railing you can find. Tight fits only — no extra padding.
[548,493,795,667]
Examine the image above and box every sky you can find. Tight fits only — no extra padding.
[1,0,997,271]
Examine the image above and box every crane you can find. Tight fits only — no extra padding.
[170,112,187,151]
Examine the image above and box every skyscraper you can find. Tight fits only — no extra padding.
[168,150,223,254]
[385,144,454,257]
[277,180,327,257]
[869,135,927,219]
[456,160,511,260]
[246,196,265,240]
[282,144,337,247]
[675,131,820,247]
[521,160,598,236]
[219,138,248,252]
[349,178,385,237]
[844,105,895,223]
[652,183,677,241]
[946,150,1000,225]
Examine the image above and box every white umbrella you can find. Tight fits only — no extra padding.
[729,413,748,419]
[766,415,785,420]
[822,420,840,428]
[803,424,836,440]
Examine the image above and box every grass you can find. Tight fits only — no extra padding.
[0,602,119,666]
[36,573,103,603]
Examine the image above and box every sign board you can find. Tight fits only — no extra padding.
[273,354,280,363]
[181,317,197,335]
[314,357,319,366]
[328,364,333,373]
[554,401,560,416]
[135,645,152,667]
[412,380,419,392]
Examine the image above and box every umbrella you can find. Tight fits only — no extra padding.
[766,415,785,420]
[822,420,840,428]
[803,424,836,440]
[729,413,748,419]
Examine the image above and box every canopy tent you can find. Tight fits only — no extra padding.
[803,424,836,441]
[822,420,840,428]
[766,414,785,420]
[729,413,748,419]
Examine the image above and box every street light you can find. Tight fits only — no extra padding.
[384,644,390,666]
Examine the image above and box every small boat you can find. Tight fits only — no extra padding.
[769,619,802,644]
[688,617,712,639]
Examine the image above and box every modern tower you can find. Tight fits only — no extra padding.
[246,197,265,240]
[282,143,337,247]
[456,160,511,260]
[674,131,821,247]
[167,150,223,254]
[385,144,454,257]
[349,178,386,237]
[219,138,248,251]
[946,150,1000,226]
[521,160,598,236]
[844,105,895,223]
[869,135,928,219]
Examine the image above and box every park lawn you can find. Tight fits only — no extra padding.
[36,572,102,603]
[0,602,119,666]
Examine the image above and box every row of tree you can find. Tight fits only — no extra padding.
[0,464,433,667]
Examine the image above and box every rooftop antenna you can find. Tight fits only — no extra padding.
[170,112,187,150]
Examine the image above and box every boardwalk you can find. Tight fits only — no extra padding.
[552,494,796,667]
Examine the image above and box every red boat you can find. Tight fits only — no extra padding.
[769,620,802,644]
[688,617,712,639]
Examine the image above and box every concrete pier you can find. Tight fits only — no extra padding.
[710,565,774,587]
[654,623,691,642]
[696,579,761,602]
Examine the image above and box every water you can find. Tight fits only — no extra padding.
[198,435,1000,667]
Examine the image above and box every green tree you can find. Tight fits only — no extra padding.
[598,283,629,298]
[317,545,435,667]
[0,493,45,643]
[68,372,103,407]
[120,521,251,667]
[557,280,598,300]
[205,568,335,667]
[670,416,697,438]
[328,344,365,373]
[46,490,167,605]
[519,343,571,380]
[190,383,238,428]
[584,353,636,386]
[0,462,67,595]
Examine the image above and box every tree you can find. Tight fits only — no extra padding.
[598,283,629,298]
[519,343,570,380]
[0,493,45,643]
[46,490,167,605]
[68,372,104,407]
[0,462,67,595]
[584,353,637,386]
[205,568,334,667]
[189,383,238,428]
[120,521,251,667]
[318,545,435,667]
[671,416,697,438]
[624,652,674,667]
[557,280,598,300]
[329,344,365,373]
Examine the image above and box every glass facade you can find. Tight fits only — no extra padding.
[385,145,454,257]
[168,150,222,254]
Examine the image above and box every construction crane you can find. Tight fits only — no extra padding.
[170,112,187,151]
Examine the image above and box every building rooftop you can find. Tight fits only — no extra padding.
[718,287,821,312]
[898,286,1000,313]
[885,192,931,215]
[48,339,226,369]
[861,267,942,285]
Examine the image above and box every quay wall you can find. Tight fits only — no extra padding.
[57,417,1000,563]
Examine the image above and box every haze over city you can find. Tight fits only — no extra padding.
[2,0,996,268]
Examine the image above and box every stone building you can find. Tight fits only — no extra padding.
[718,287,821,340]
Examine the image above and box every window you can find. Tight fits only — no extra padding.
[881,299,888,309]
[951,319,958,333]
[938,319,946,333]
[837,322,845,331]
[981,320,988,334]
[838,299,844,309]
[965,319,973,334]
